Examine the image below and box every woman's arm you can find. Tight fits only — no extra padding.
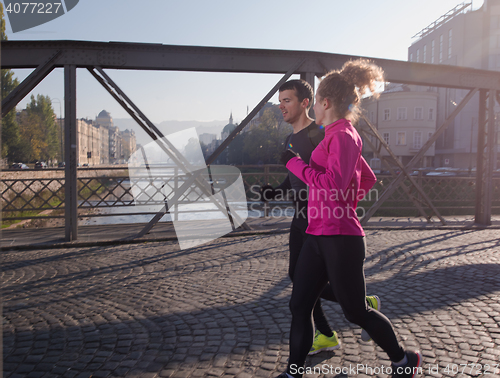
[286,131,361,193]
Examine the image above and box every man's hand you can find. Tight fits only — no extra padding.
[280,149,300,166]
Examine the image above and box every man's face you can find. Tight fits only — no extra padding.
[279,89,308,125]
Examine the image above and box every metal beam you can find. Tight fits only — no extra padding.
[475,90,487,224]
[1,50,61,117]
[64,64,78,241]
[484,91,496,223]
[475,90,495,225]
[361,88,478,225]
[359,115,446,225]
[2,40,500,90]
[88,67,250,235]
[205,58,305,165]
[1,39,496,231]
[359,128,431,221]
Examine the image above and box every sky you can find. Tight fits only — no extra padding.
[2,0,486,127]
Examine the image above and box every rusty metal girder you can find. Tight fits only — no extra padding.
[2,40,500,91]
[1,49,61,117]
[358,116,446,225]
[3,39,500,235]
[361,88,478,226]
[475,90,496,226]
[64,64,78,241]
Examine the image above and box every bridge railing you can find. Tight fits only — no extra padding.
[2,165,499,226]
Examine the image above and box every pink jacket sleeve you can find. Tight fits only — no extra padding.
[286,131,361,193]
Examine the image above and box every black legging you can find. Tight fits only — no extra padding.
[287,234,405,378]
[289,209,336,336]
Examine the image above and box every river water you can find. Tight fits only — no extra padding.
[79,201,295,226]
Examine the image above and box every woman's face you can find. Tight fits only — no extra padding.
[313,93,327,126]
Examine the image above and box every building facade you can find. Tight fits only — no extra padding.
[361,85,438,168]
[77,119,101,166]
[407,0,500,169]
[58,110,137,166]
[121,129,137,162]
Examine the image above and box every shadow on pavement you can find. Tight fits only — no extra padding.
[3,230,500,377]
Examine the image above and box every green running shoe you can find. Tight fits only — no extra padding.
[308,330,340,355]
[361,295,381,342]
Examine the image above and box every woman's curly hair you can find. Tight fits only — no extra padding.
[317,59,384,123]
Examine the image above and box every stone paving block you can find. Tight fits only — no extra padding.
[159,369,175,377]
[2,230,500,377]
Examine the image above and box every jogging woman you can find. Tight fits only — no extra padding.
[275,59,422,378]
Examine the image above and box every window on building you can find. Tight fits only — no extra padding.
[409,53,413,62]
[414,131,422,149]
[383,132,390,145]
[448,29,452,59]
[439,35,443,63]
[397,132,406,145]
[384,109,391,121]
[423,45,427,63]
[431,40,435,63]
[429,108,434,120]
[397,107,407,120]
[414,107,423,120]
[416,49,420,62]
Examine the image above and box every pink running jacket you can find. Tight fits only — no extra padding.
[286,118,377,236]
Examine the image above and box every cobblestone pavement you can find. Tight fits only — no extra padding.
[3,229,500,378]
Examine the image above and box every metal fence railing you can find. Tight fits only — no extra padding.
[2,165,500,225]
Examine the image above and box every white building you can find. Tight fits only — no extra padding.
[407,0,500,168]
[121,129,137,162]
[361,84,438,168]
[77,119,101,166]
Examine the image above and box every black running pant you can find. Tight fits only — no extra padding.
[289,213,336,336]
[287,234,405,378]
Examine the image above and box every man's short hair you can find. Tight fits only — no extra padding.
[279,79,314,109]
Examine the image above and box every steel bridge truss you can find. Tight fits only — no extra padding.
[2,40,500,241]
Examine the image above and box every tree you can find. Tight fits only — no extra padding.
[241,107,292,165]
[1,2,22,162]
[226,132,247,165]
[25,94,59,161]
[15,95,59,163]
[17,110,46,162]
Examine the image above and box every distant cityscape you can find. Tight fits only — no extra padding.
[68,102,281,167]
[60,110,138,166]
[37,2,500,171]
